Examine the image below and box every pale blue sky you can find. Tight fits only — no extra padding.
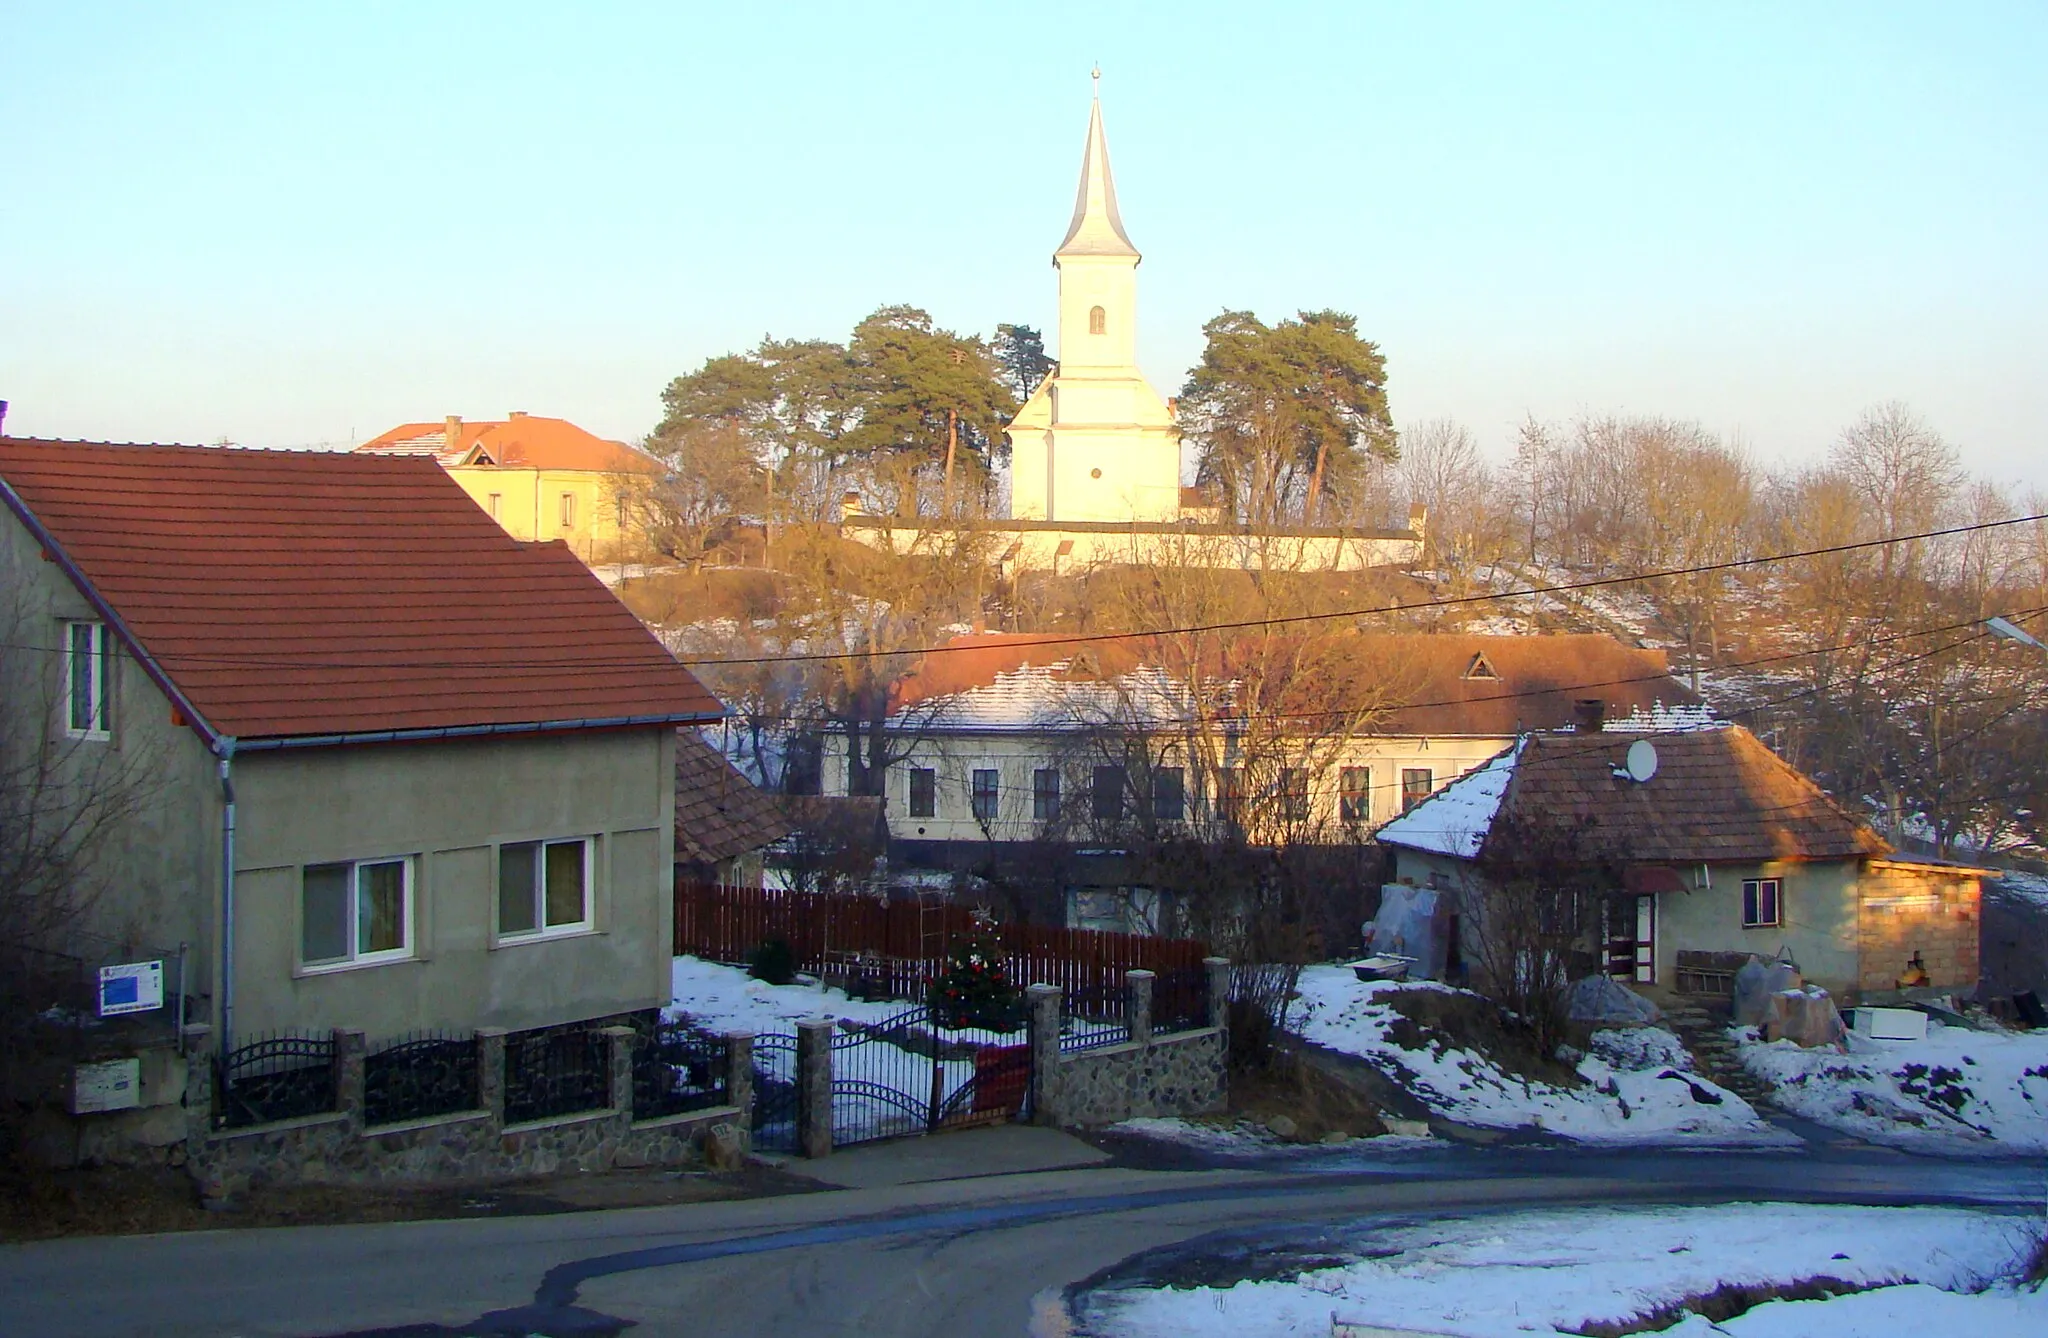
[3,3,2043,486]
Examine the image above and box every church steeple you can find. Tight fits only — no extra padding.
[1056,68,1139,260]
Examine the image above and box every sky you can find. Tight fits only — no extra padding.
[3,2,2044,488]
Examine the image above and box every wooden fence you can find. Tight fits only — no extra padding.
[673,880,1211,999]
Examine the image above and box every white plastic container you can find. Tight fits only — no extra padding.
[1851,1006,1929,1041]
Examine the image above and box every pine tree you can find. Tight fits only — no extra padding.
[927,927,1021,1031]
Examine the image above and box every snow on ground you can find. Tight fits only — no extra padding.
[1737,1020,2048,1151]
[1288,966,1790,1144]
[666,955,921,1033]
[1076,1203,2047,1338]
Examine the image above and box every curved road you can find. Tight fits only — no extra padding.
[4,1135,2041,1338]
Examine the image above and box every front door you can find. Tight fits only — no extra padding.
[1605,894,1655,984]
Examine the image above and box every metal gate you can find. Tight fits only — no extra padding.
[830,1004,1031,1148]
[750,1032,799,1153]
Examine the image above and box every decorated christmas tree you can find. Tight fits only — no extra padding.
[927,927,1021,1030]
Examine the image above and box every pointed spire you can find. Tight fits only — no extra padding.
[1056,70,1139,260]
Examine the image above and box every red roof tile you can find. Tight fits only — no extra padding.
[889,631,1696,734]
[357,414,658,473]
[0,439,722,743]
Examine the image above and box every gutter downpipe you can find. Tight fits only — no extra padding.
[217,742,237,1062]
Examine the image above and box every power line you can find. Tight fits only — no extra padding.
[6,512,2041,674]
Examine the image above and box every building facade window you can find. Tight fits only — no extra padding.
[63,620,114,739]
[559,493,577,528]
[1092,765,1126,822]
[497,837,592,938]
[1278,768,1311,823]
[1742,878,1782,928]
[1152,767,1185,823]
[971,768,999,822]
[1340,767,1372,824]
[1088,305,1106,335]
[302,857,412,968]
[1217,767,1243,821]
[487,492,503,520]
[1401,768,1434,812]
[1033,768,1061,821]
[908,767,937,818]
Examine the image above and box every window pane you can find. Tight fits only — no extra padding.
[971,769,999,822]
[1401,768,1434,812]
[68,623,95,732]
[499,841,538,933]
[1341,767,1371,823]
[93,625,112,731]
[1280,768,1309,822]
[1153,768,1185,822]
[544,840,586,927]
[358,861,407,954]
[1033,768,1060,821]
[909,768,936,818]
[1092,766,1125,822]
[302,864,351,963]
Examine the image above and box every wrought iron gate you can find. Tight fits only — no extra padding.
[750,1032,799,1153]
[829,1004,1030,1148]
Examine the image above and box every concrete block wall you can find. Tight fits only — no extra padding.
[1855,863,1982,997]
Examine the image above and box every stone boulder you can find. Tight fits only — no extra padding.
[1565,975,1662,1027]
[1763,986,1847,1048]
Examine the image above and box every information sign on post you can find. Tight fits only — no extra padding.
[97,960,165,1017]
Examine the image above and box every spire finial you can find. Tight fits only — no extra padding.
[1092,64,1101,97]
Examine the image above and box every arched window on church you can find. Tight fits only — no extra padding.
[1088,305,1106,335]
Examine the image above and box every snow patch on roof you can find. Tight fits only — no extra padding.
[901,661,1209,733]
[1374,738,1522,858]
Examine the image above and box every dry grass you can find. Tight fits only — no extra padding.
[1377,985,1583,1088]
[1566,1276,1876,1336]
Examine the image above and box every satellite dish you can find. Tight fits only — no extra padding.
[1625,740,1660,784]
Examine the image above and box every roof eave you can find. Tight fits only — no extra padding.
[232,709,727,753]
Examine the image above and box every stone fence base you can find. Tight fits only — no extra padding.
[148,1023,753,1202]
[1024,957,1232,1129]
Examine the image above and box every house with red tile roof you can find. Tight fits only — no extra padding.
[0,437,722,1057]
[1375,726,1986,1002]
[820,630,1701,932]
[356,412,661,564]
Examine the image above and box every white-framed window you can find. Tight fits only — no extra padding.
[301,857,413,969]
[908,767,937,819]
[497,837,593,939]
[63,620,114,739]
[558,493,577,528]
[971,768,999,822]
[1742,878,1782,928]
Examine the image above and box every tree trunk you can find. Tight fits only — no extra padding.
[943,409,957,515]
[1305,438,1328,525]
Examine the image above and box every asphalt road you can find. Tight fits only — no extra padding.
[5,1135,2042,1338]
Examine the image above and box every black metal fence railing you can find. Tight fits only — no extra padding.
[363,1031,480,1127]
[751,1032,800,1153]
[631,1021,727,1121]
[1059,983,1129,1053]
[216,1032,338,1129]
[1151,967,1211,1035]
[503,1026,610,1124]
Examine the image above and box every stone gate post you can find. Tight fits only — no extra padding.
[1026,984,1063,1127]
[475,1027,507,1128]
[795,1018,833,1159]
[1203,957,1231,1031]
[723,1031,755,1149]
[332,1028,366,1133]
[1125,970,1154,1048]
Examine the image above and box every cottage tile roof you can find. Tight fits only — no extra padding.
[1378,725,1890,863]
[357,414,658,474]
[0,439,723,743]
[674,730,793,865]
[887,631,1696,736]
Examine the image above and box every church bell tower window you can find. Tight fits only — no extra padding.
[1088,305,1106,335]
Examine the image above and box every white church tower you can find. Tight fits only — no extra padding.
[1007,73,1183,525]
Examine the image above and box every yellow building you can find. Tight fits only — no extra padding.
[356,413,660,563]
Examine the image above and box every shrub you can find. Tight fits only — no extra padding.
[748,938,797,986]
[927,928,1021,1030]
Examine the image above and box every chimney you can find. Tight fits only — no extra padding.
[444,414,462,449]
[1408,502,1429,537]
[508,410,528,419]
[0,400,9,435]
[1573,698,1606,733]
[839,490,861,522]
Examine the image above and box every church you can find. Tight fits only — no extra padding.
[843,78,1422,575]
